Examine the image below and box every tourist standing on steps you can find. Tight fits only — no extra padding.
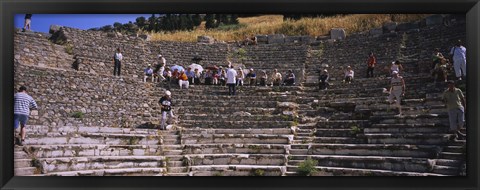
[154,55,166,82]
[143,64,154,82]
[388,71,405,116]
[113,48,123,76]
[14,86,38,146]
[443,80,466,137]
[226,65,238,95]
[159,90,174,130]
[366,52,376,78]
[23,14,32,31]
[449,40,467,81]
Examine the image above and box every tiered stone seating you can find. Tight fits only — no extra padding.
[13,15,466,176]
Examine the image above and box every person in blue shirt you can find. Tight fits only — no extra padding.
[143,64,154,82]
[185,67,195,85]
[246,68,257,86]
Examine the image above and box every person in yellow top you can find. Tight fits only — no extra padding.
[178,70,189,89]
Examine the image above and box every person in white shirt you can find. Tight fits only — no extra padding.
[144,64,154,82]
[113,48,123,76]
[449,40,467,80]
[271,69,282,86]
[388,71,406,116]
[226,65,238,95]
[344,66,354,84]
[154,54,166,82]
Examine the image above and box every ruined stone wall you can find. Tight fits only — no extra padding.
[14,32,74,69]
[14,64,161,127]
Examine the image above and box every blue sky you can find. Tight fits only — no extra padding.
[15,14,153,33]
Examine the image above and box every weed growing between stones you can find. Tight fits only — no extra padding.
[350,125,362,136]
[128,137,140,145]
[297,158,318,176]
[251,169,265,176]
[65,43,74,55]
[213,171,224,176]
[71,111,84,119]
[248,145,262,153]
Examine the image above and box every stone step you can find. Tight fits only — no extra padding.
[181,128,293,135]
[36,156,166,173]
[167,173,190,176]
[15,159,33,168]
[439,152,464,160]
[432,165,459,175]
[180,120,293,129]
[309,144,437,158]
[164,150,183,156]
[36,167,166,176]
[369,114,449,124]
[168,94,297,102]
[15,167,37,176]
[183,144,287,154]
[167,161,184,167]
[365,124,449,133]
[181,134,291,144]
[443,146,464,153]
[24,133,162,146]
[363,133,451,145]
[285,165,445,176]
[290,149,309,155]
[316,120,371,129]
[179,114,290,122]
[288,155,430,172]
[174,99,278,107]
[188,154,286,166]
[315,129,354,137]
[26,125,174,136]
[14,151,30,159]
[175,106,276,115]
[23,144,183,158]
[167,167,189,173]
[435,159,463,167]
[312,137,367,144]
[189,165,284,176]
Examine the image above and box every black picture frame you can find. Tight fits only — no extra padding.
[1,0,479,190]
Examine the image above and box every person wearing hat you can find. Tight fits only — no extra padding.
[344,66,354,84]
[432,48,445,70]
[259,70,268,86]
[319,69,329,90]
[158,90,174,130]
[443,80,466,137]
[246,68,257,86]
[388,71,405,116]
[143,64,154,82]
[271,69,282,86]
[283,69,295,86]
[449,40,467,80]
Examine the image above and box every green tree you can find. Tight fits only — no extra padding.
[147,14,156,31]
[135,16,147,30]
[205,14,215,29]
[192,14,202,26]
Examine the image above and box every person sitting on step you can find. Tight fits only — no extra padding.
[344,66,354,84]
[193,68,201,85]
[319,69,329,90]
[271,69,282,86]
[259,70,268,86]
[237,68,245,86]
[246,68,257,86]
[204,69,213,85]
[283,70,295,86]
[219,69,227,86]
[143,64,154,83]
[178,70,189,89]
[186,67,195,85]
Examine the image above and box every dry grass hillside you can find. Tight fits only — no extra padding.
[149,14,430,42]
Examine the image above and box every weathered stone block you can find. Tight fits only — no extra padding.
[49,25,62,34]
[369,28,383,36]
[267,34,285,44]
[256,35,268,44]
[285,36,301,43]
[396,22,419,31]
[426,15,444,26]
[197,36,215,44]
[330,28,346,40]
[383,22,398,32]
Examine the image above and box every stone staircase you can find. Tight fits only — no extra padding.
[13,16,467,176]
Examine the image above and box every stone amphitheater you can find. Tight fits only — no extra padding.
[13,14,467,176]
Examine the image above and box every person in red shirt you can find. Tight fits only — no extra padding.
[366,52,376,78]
